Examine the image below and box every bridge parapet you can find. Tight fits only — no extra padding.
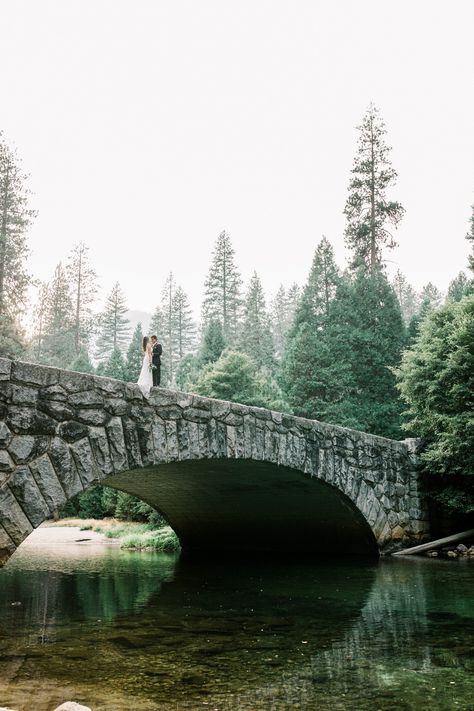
[0,358,429,563]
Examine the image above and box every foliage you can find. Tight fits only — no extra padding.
[193,349,290,410]
[41,263,76,367]
[344,105,404,269]
[66,242,98,354]
[125,322,144,382]
[198,319,226,366]
[240,271,275,370]
[397,295,474,513]
[95,282,130,360]
[101,346,127,380]
[201,230,242,345]
[0,132,35,356]
[391,269,419,324]
[173,285,196,359]
[447,271,471,303]
[270,283,301,358]
[69,347,95,374]
[467,202,474,274]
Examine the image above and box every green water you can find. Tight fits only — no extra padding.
[0,539,473,711]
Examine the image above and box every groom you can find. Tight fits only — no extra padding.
[150,335,162,387]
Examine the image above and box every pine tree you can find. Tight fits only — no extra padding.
[30,282,49,362]
[95,282,130,361]
[240,271,275,370]
[41,263,75,367]
[270,283,301,358]
[173,285,196,360]
[66,242,98,354]
[447,271,470,303]
[419,282,443,309]
[327,265,406,438]
[467,202,474,274]
[161,272,177,386]
[201,230,242,344]
[280,240,345,423]
[392,269,419,324]
[102,346,127,380]
[197,319,226,366]
[69,348,95,374]
[344,105,404,269]
[149,303,169,385]
[0,132,36,355]
[125,323,144,382]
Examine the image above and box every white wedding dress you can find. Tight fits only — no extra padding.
[137,350,153,396]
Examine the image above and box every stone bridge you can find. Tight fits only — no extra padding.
[0,358,429,564]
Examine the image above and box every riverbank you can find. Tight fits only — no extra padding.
[43,518,180,553]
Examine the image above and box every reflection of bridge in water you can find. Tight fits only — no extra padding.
[0,358,429,562]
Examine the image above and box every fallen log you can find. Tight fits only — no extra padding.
[392,528,474,556]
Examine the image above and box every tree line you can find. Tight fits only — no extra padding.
[1,105,473,519]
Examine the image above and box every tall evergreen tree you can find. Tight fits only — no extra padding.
[467,201,474,274]
[125,322,144,382]
[102,346,127,380]
[201,230,242,344]
[95,282,130,361]
[344,105,404,269]
[419,282,443,309]
[0,132,36,355]
[391,269,419,324]
[447,271,470,303]
[270,283,301,358]
[41,263,75,367]
[161,272,177,386]
[31,281,49,362]
[240,271,275,370]
[198,319,226,366]
[149,303,169,385]
[327,265,406,438]
[173,285,196,360]
[66,242,98,354]
[280,238,344,420]
[69,348,95,374]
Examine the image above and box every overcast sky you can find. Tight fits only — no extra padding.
[2,0,473,318]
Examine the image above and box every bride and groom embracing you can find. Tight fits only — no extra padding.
[138,335,162,396]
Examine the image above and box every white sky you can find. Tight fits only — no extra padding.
[2,0,473,318]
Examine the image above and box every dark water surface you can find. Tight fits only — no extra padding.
[0,532,473,711]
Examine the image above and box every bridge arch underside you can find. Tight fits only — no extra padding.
[103,459,378,558]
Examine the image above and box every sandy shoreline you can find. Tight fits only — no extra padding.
[19,522,120,550]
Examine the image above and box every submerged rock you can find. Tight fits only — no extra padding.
[53,703,92,711]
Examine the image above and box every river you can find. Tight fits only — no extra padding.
[0,527,473,711]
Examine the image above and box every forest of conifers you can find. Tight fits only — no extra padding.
[1,105,473,518]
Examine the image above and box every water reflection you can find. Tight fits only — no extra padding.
[0,535,473,711]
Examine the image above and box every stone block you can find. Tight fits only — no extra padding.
[0,486,33,546]
[226,425,236,458]
[106,418,128,472]
[197,422,211,458]
[187,421,201,459]
[151,417,167,464]
[6,469,50,528]
[70,438,99,487]
[49,437,83,498]
[223,412,244,427]
[11,384,38,406]
[8,435,48,464]
[0,421,12,447]
[12,361,58,387]
[176,419,190,460]
[210,400,231,420]
[29,454,67,511]
[38,400,75,421]
[122,418,143,469]
[156,405,183,421]
[148,389,179,407]
[69,391,104,408]
[165,420,178,461]
[76,408,109,426]
[0,450,14,474]
[96,378,125,397]
[0,357,12,381]
[0,523,15,566]
[58,370,96,393]
[6,407,57,436]
[104,398,130,416]
[182,407,211,423]
[88,427,114,476]
[58,420,89,442]
[216,420,227,458]
[41,384,68,401]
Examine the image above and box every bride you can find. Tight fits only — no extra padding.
[137,336,153,396]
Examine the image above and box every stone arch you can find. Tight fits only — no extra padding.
[0,358,429,565]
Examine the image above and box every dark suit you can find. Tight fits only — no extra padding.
[151,341,162,387]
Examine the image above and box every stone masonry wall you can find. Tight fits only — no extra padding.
[0,357,429,563]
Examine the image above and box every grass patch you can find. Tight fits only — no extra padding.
[120,526,181,553]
